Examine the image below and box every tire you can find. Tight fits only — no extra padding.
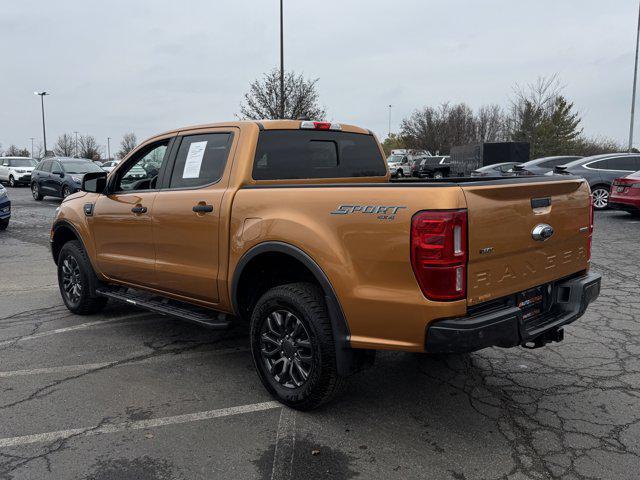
[250,282,344,410]
[0,219,8,231]
[591,185,610,210]
[57,240,108,315]
[397,169,404,178]
[433,170,444,179]
[8,176,15,188]
[31,182,43,201]
[62,185,72,198]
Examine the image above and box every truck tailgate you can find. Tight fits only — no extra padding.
[461,178,591,306]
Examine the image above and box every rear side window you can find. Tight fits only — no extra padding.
[252,130,386,180]
[169,133,232,188]
[606,156,640,171]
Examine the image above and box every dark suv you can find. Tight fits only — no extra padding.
[549,154,640,209]
[31,157,104,200]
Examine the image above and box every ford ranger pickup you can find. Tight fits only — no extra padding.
[50,120,601,410]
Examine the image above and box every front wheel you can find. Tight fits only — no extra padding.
[396,169,404,178]
[57,240,108,314]
[591,186,609,210]
[31,182,43,201]
[62,185,72,198]
[250,283,344,410]
[433,170,444,179]
[8,176,16,187]
[0,219,8,231]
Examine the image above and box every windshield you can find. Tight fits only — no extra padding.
[63,161,104,174]
[10,159,37,167]
[387,155,403,164]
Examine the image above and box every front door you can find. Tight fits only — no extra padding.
[91,139,172,287]
[47,161,64,195]
[152,130,236,304]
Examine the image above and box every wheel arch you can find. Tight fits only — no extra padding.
[51,220,89,265]
[232,241,370,376]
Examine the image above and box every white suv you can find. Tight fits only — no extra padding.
[0,157,38,187]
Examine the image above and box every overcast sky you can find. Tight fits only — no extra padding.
[1,0,639,153]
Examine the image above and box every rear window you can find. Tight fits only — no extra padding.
[252,130,386,180]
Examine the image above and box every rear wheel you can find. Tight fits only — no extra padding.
[62,185,72,198]
[591,186,609,210]
[57,240,107,314]
[397,169,404,177]
[8,176,16,187]
[31,182,43,201]
[250,282,344,410]
[433,170,444,179]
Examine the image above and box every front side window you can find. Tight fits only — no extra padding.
[39,160,52,172]
[117,141,169,191]
[168,133,232,188]
[51,162,63,174]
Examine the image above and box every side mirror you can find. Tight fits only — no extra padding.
[82,171,108,193]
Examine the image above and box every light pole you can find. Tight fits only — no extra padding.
[34,91,49,157]
[29,137,34,159]
[630,2,640,151]
[279,0,285,119]
[388,104,393,138]
[74,131,79,157]
[107,137,111,161]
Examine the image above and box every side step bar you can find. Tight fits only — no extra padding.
[95,287,231,329]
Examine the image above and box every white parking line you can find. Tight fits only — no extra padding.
[0,347,250,378]
[0,313,152,346]
[0,401,282,448]
[271,408,297,480]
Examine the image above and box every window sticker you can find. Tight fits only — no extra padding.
[182,141,207,178]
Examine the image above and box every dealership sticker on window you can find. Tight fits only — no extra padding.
[182,141,207,178]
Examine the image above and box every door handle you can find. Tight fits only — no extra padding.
[131,205,147,214]
[193,204,214,213]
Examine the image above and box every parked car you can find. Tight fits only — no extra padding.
[514,156,583,176]
[470,162,520,177]
[386,153,412,177]
[414,156,450,178]
[0,157,38,187]
[548,153,640,210]
[50,119,600,410]
[100,160,120,173]
[30,157,104,200]
[609,170,640,215]
[0,184,10,230]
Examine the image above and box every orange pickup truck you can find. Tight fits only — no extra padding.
[51,120,601,409]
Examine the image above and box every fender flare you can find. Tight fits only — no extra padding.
[51,220,90,265]
[232,241,367,375]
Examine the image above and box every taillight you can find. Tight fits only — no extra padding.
[411,210,467,301]
[587,196,594,261]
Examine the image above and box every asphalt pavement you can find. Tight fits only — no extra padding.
[0,186,639,480]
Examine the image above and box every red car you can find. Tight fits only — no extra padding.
[609,170,640,215]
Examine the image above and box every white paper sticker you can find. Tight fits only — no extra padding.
[182,141,207,179]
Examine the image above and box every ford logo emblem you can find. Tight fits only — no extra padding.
[532,224,554,241]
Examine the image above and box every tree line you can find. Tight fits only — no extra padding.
[239,70,626,159]
[0,132,138,161]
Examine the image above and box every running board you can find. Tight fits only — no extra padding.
[95,287,231,329]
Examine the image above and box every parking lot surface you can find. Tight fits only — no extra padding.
[1,186,639,480]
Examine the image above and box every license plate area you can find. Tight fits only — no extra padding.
[517,286,546,321]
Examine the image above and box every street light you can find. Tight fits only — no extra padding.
[279,0,285,119]
[74,131,79,158]
[29,137,35,159]
[107,137,111,161]
[630,1,640,152]
[34,91,49,157]
[388,104,393,138]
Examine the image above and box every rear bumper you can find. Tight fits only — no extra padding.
[609,198,640,212]
[425,272,601,353]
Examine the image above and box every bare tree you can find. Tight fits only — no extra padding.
[78,135,102,160]
[4,145,30,157]
[54,133,76,157]
[117,132,137,159]
[476,104,506,142]
[239,69,326,120]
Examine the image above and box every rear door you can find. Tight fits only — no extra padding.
[152,128,237,304]
[0,159,8,181]
[461,178,591,306]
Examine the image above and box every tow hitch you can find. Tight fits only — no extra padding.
[523,328,564,349]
